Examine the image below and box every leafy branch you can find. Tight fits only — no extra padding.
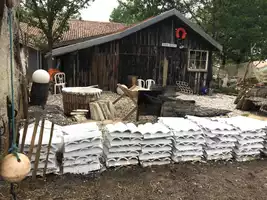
[19,0,94,68]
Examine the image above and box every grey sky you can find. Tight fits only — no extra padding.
[80,0,119,22]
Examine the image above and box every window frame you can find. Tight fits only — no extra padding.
[187,49,209,72]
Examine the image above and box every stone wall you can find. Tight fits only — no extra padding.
[0,6,20,153]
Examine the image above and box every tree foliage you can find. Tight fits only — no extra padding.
[110,0,189,25]
[19,0,94,67]
[221,0,267,62]
[110,0,267,63]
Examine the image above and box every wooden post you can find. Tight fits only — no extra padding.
[73,53,76,87]
[77,52,80,86]
[32,118,45,180]
[163,57,168,87]
[20,117,29,153]
[28,116,40,160]
[43,122,54,177]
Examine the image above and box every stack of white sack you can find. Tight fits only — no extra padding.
[138,123,172,167]
[213,116,266,161]
[158,117,204,162]
[19,120,64,176]
[62,122,103,174]
[187,116,238,161]
[103,122,142,167]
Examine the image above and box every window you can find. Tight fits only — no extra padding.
[188,50,209,71]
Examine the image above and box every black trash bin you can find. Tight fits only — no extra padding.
[30,69,50,107]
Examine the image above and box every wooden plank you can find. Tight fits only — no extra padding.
[32,118,45,180]
[77,52,80,86]
[163,57,168,87]
[20,80,29,119]
[115,42,119,91]
[28,116,40,160]
[43,122,54,177]
[20,117,29,153]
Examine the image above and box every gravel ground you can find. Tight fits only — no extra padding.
[1,161,267,200]
[176,93,246,117]
[49,92,245,122]
[44,91,157,125]
[28,92,246,126]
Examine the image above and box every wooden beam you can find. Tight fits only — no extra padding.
[163,57,169,86]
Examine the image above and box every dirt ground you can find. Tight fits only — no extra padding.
[1,160,267,200]
[16,92,266,200]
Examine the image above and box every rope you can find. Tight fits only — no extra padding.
[7,8,20,162]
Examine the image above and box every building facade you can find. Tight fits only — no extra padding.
[53,9,222,93]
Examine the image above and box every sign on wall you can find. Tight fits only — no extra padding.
[162,43,178,48]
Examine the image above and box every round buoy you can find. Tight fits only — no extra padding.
[1,153,31,183]
[30,69,50,107]
[116,84,127,95]
[32,69,50,84]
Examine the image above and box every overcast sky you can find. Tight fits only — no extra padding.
[80,0,119,22]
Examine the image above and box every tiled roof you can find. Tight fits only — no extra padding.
[20,19,127,49]
[52,9,223,56]
[62,19,126,41]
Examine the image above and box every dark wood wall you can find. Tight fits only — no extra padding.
[59,16,216,93]
[60,42,119,91]
[91,42,119,91]
[118,16,215,93]
[60,52,78,87]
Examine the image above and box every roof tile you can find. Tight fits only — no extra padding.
[20,19,127,48]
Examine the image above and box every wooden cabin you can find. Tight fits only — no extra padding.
[52,9,222,94]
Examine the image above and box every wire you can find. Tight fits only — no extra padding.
[7,9,20,162]
[8,8,18,200]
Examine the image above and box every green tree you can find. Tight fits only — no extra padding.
[110,0,189,25]
[199,0,267,63]
[110,0,267,64]
[19,0,94,68]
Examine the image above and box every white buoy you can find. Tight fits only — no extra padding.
[32,69,50,84]
[30,69,50,106]
[1,153,31,183]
